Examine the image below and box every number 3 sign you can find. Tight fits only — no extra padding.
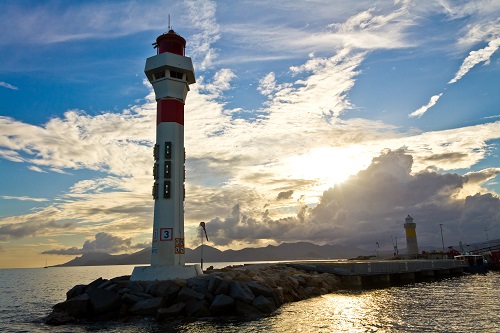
[160,228,173,241]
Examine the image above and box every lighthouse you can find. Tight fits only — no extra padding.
[404,215,419,258]
[131,29,201,281]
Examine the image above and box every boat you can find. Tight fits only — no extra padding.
[454,254,488,273]
[44,259,48,268]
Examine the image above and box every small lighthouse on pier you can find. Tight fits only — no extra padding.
[404,215,419,257]
[131,28,201,281]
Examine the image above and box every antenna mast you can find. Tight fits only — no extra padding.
[168,14,171,30]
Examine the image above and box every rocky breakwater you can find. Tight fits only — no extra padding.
[44,264,341,325]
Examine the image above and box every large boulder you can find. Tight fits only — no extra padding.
[209,294,235,315]
[66,284,86,300]
[252,295,276,314]
[53,293,90,318]
[229,281,255,304]
[246,281,275,297]
[184,299,209,317]
[128,297,164,316]
[153,280,181,299]
[87,288,122,314]
[157,303,185,320]
[177,286,205,302]
[235,300,262,318]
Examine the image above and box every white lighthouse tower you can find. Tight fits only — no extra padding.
[404,215,419,258]
[131,29,201,281]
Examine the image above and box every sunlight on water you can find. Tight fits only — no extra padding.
[0,265,499,333]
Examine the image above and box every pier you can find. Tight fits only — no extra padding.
[287,259,466,289]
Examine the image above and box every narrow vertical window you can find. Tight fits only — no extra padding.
[164,181,171,199]
[165,142,172,159]
[164,161,171,178]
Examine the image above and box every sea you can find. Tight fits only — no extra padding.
[0,262,499,333]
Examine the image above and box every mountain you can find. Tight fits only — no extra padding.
[55,242,370,267]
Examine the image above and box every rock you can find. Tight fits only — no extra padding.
[125,281,144,294]
[44,311,76,325]
[235,300,262,318]
[97,280,113,289]
[229,281,255,304]
[128,297,164,316]
[53,293,90,317]
[153,280,181,299]
[87,288,122,314]
[246,281,274,297]
[157,303,185,320]
[177,286,205,302]
[214,279,230,295]
[209,294,235,315]
[187,276,210,294]
[207,275,223,293]
[252,295,276,314]
[66,284,86,300]
[272,287,285,307]
[110,275,130,283]
[121,293,145,305]
[184,299,209,317]
[85,277,105,292]
[104,283,120,293]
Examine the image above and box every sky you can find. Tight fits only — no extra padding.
[1,0,500,268]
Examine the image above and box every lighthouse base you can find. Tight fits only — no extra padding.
[130,265,202,282]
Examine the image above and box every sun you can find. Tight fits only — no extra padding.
[285,146,370,191]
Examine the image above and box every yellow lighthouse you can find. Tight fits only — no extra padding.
[404,215,419,258]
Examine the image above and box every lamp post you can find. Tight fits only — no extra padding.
[439,224,445,252]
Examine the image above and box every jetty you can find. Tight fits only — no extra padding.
[44,259,470,325]
[287,259,467,288]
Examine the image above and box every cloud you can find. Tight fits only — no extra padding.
[185,0,220,70]
[448,38,500,84]
[0,81,18,90]
[409,93,443,118]
[0,1,179,45]
[41,232,147,255]
[277,190,294,201]
[201,149,500,250]
[0,207,75,241]
[1,196,48,202]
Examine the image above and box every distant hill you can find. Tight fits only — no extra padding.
[55,242,371,267]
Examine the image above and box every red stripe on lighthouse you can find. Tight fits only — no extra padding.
[157,99,184,125]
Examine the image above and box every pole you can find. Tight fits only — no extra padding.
[439,224,445,252]
[201,230,204,271]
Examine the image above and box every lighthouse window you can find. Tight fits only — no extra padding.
[170,71,184,79]
[164,181,171,199]
[164,161,171,178]
[165,142,172,159]
[153,71,166,80]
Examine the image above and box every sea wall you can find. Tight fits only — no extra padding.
[44,264,341,325]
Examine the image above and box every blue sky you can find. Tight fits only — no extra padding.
[1,0,500,268]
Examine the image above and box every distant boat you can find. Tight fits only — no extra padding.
[454,254,488,273]
[44,260,48,268]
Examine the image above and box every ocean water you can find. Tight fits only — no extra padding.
[0,264,499,333]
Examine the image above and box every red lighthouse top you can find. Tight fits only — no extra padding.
[155,30,186,56]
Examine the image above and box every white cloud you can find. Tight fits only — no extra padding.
[185,0,220,70]
[449,38,500,84]
[409,93,443,118]
[27,165,46,173]
[0,81,18,90]
[1,195,48,202]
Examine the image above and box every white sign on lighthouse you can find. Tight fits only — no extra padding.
[131,28,202,281]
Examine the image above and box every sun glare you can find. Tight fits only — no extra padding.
[285,146,370,190]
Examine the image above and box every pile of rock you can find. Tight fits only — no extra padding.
[44,264,341,325]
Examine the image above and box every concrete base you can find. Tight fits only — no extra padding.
[130,265,202,282]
